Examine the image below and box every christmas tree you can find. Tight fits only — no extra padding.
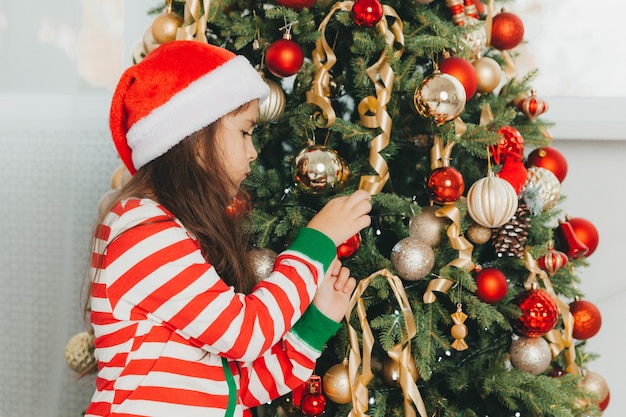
[66,0,611,416]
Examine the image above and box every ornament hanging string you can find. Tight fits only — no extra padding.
[177,0,211,42]
[522,247,579,374]
[346,269,427,417]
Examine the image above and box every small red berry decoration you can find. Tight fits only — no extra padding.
[337,233,362,260]
[351,0,384,27]
[490,10,524,50]
[265,33,304,78]
[474,267,508,303]
[439,56,478,100]
[275,0,317,10]
[427,166,465,204]
[514,286,558,337]
[569,299,602,340]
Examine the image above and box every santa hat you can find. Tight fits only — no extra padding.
[110,40,270,174]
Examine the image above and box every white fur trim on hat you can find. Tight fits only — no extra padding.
[127,55,269,171]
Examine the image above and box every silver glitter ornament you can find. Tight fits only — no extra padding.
[509,335,552,375]
[408,205,447,247]
[390,237,435,281]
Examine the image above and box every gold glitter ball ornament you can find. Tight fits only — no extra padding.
[322,360,352,404]
[509,335,551,375]
[466,223,492,244]
[247,248,278,282]
[151,8,183,44]
[390,237,435,281]
[65,331,96,374]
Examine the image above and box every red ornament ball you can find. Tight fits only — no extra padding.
[490,11,525,50]
[275,0,317,9]
[300,391,327,417]
[474,267,508,303]
[427,166,465,204]
[439,56,478,100]
[351,0,384,27]
[265,38,304,78]
[337,233,362,260]
[525,146,568,183]
[568,217,599,257]
[514,288,559,337]
[569,299,602,340]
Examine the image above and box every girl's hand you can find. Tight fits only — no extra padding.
[312,259,356,322]
[306,189,372,246]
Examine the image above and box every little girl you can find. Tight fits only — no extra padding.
[85,40,372,417]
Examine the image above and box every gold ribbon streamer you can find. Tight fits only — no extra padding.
[430,135,455,170]
[177,0,210,42]
[306,2,355,127]
[357,5,404,195]
[435,204,475,272]
[423,277,455,304]
[346,269,427,417]
[522,247,579,374]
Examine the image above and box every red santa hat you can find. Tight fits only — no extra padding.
[110,40,270,174]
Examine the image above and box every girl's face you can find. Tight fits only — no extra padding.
[214,100,259,197]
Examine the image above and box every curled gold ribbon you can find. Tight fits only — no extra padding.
[346,269,427,417]
[430,135,455,170]
[358,5,404,195]
[177,0,210,42]
[306,2,355,127]
[522,247,579,374]
[435,204,475,272]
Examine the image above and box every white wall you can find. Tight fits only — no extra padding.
[0,1,623,417]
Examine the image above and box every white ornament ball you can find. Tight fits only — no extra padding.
[509,335,552,375]
[467,171,518,228]
[408,205,447,247]
[524,167,561,211]
[258,77,286,124]
[391,237,435,281]
[65,331,97,374]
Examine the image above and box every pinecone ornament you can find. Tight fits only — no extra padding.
[492,200,530,258]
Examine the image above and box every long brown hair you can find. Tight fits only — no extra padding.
[84,103,258,320]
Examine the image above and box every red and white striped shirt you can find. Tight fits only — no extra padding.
[86,198,339,417]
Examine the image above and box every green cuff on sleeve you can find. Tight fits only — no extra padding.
[291,303,342,352]
[288,227,336,273]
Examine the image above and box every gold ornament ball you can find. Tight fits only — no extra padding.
[390,236,435,281]
[322,361,352,404]
[247,248,278,282]
[151,11,183,44]
[408,205,447,247]
[293,145,350,194]
[382,355,419,387]
[509,335,551,375]
[414,72,466,125]
[65,331,97,374]
[258,77,286,124]
[142,26,160,54]
[472,56,502,94]
[525,167,561,211]
[466,223,492,245]
[577,370,609,406]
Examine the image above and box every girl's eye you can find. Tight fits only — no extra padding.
[242,130,253,138]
